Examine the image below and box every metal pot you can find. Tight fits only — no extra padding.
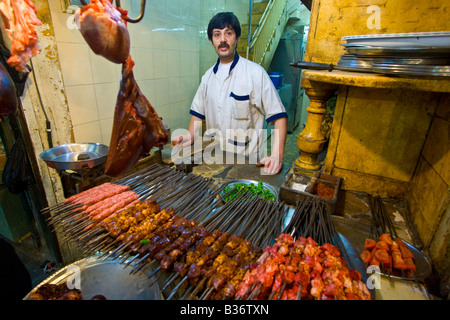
[39,143,109,171]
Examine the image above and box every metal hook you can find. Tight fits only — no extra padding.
[79,0,146,23]
[115,0,146,23]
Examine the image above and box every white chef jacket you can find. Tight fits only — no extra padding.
[190,53,287,161]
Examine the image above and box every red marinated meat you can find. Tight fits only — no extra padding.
[105,56,168,177]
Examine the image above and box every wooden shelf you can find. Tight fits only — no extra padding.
[300,69,450,93]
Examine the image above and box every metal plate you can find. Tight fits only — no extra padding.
[40,143,109,171]
[23,256,161,300]
[331,216,432,281]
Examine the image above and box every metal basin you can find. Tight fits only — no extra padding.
[39,143,109,171]
[24,256,161,300]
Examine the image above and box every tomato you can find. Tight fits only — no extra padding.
[400,246,414,259]
[395,238,407,248]
[369,257,380,267]
[364,238,376,250]
[392,254,407,270]
[374,249,390,263]
[375,240,390,251]
[360,250,372,264]
[404,258,416,272]
[379,233,393,245]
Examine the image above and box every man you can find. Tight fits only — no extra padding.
[172,12,287,174]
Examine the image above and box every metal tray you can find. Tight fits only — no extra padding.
[40,143,109,171]
[331,216,432,281]
[23,256,161,300]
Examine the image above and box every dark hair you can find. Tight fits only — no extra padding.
[207,12,241,40]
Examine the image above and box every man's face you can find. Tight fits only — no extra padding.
[211,27,239,63]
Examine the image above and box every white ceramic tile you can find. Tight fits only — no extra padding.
[133,48,154,81]
[166,21,181,51]
[57,42,94,86]
[65,85,99,126]
[50,9,85,44]
[166,0,181,19]
[73,121,103,144]
[94,82,119,120]
[89,51,120,84]
[150,17,168,50]
[99,117,114,146]
[148,0,166,18]
[168,77,181,104]
[180,76,194,101]
[166,51,180,78]
[153,78,169,107]
[132,21,152,49]
[152,49,168,78]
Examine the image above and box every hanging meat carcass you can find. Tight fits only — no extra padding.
[75,0,130,64]
[105,56,168,177]
[0,0,42,73]
[76,0,168,177]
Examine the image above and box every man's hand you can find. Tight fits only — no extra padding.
[172,135,193,147]
[257,155,283,175]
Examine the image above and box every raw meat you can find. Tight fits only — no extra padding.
[76,0,130,64]
[105,56,169,177]
[0,0,42,72]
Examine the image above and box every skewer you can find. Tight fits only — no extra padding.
[296,284,302,300]
[199,287,214,300]
[166,275,188,300]
[160,271,179,291]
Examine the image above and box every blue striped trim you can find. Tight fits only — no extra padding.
[266,112,288,124]
[189,109,206,120]
[230,92,250,101]
[213,52,240,74]
[228,139,250,147]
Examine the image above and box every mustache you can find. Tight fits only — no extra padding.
[218,43,230,49]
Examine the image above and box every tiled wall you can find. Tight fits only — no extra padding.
[48,0,248,146]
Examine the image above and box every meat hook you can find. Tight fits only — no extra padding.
[79,0,146,23]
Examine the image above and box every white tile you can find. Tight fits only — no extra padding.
[89,51,120,84]
[152,49,168,78]
[132,21,152,49]
[166,21,181,51]
[99,117,114,146]
[57,42,93,86]
[94,82,119,120]
[153,78,169,107]
[150,17,168,50]
[166,0,181,19]
[148,0,166,18]
[168,77,181,104]
[65,85,99,126]
[167,51,180,78]
[51,10,85,44]
[133,48,154,81]
[73,121,103,144]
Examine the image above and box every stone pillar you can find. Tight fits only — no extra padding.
[294,79,337,171]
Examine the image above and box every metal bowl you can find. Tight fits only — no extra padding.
[39,143,109,171]
[24,256,161,300]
